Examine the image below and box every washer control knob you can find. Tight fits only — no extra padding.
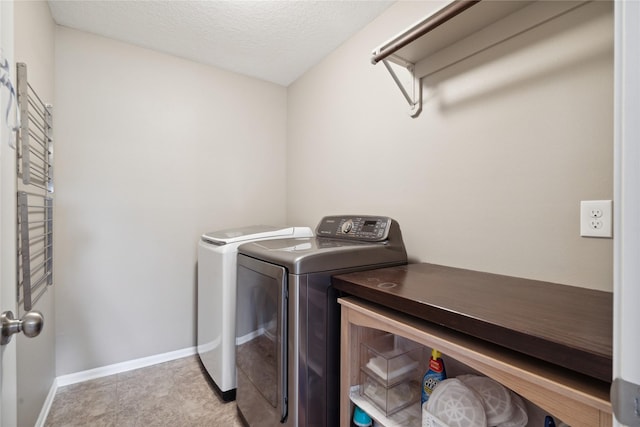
[341,219,354,234]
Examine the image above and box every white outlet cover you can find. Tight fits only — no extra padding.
[580,200,613,238]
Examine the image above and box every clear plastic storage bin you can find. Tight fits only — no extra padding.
[359,334,422,415]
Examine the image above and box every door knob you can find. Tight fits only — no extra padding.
[1,310,44,345]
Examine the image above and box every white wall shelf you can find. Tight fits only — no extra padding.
[372,0,597,117]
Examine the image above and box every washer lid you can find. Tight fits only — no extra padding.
[201,225,312,245]
[238,236,406,274]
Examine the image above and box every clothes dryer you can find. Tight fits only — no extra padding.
[235,215,407,426]
[197,225,313,401]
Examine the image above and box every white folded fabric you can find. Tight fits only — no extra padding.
[366,354,418,381]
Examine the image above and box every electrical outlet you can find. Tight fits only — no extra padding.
[580,200,613,238]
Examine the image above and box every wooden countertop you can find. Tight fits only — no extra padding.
[332,263,612,383]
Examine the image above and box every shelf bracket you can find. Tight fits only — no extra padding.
[381,58,422,118]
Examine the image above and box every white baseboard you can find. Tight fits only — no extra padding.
[34,346,198,426]
[34,380,58,427]
[56,346,197,387]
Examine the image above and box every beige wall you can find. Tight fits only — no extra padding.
[54,27,288,375]
[14,1,56,426]
[29,0,613,387]
[287,1,614,291]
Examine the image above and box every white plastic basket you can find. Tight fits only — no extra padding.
[422,377,528,427]
[422,407,451,427]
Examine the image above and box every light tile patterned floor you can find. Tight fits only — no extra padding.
[44,356,243,427]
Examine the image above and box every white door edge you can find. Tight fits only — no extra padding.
[613,1,640,425]
[0,0,18,425]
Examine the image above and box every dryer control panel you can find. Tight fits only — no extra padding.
[316,215,393,242]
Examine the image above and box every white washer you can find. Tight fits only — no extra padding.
[197,225,313,401]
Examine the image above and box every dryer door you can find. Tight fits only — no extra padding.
[236,254,288,425]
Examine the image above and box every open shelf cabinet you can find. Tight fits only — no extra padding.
[339,297,612,427]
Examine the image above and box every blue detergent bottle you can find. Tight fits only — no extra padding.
[421,349,447,407]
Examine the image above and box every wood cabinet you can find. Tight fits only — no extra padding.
[339,297,612,426]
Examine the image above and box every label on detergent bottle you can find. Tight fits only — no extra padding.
[421,349,447,406]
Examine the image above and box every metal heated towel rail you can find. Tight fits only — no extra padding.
[16,62,53,312]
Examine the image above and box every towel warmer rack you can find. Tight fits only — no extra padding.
[16,62,53,312]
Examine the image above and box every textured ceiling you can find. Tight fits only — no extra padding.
[47,0,394,86]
